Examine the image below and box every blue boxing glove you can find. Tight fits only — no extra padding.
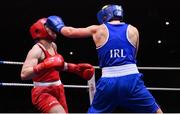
[46,16,65,33]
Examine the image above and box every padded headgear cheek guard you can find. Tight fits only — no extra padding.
[97,5,124,24]
[30,18,55,41]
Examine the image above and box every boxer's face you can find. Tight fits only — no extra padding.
[45,25,57,40]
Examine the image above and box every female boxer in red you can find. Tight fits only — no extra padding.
[20,18,94,113]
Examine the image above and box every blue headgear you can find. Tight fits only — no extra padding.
[97,5,123,24]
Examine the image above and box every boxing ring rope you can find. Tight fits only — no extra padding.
[0,61,24,65]
[0,83,89,88]
[0,60,96,104]
[1,60,180,104]
[94,66,180,70]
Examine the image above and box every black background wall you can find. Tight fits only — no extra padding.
[0,0,180,113]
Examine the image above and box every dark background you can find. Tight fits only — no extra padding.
[0,0,180,113]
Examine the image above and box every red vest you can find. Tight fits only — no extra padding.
[33,43,61,82]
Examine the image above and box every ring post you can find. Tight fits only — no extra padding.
[87,73,96,105]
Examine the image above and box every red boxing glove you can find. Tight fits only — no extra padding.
[66,63,95,80]
[33,54,64,74]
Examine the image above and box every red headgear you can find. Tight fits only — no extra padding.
[30,18,55,41]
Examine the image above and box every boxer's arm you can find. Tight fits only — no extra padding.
[46,15,98,38]
[21,45,64,80]
[61,25,98,38]
[21,45,41,80]
[128,25,139,58]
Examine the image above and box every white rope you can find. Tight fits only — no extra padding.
[64,85,88,88]
[1,61,180,70]
[1,82,180,91]
[1,83,89,88]
[2,83,33,87]
[0,61,23,65]
[147,87,180,91]
[138,67,180,70]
